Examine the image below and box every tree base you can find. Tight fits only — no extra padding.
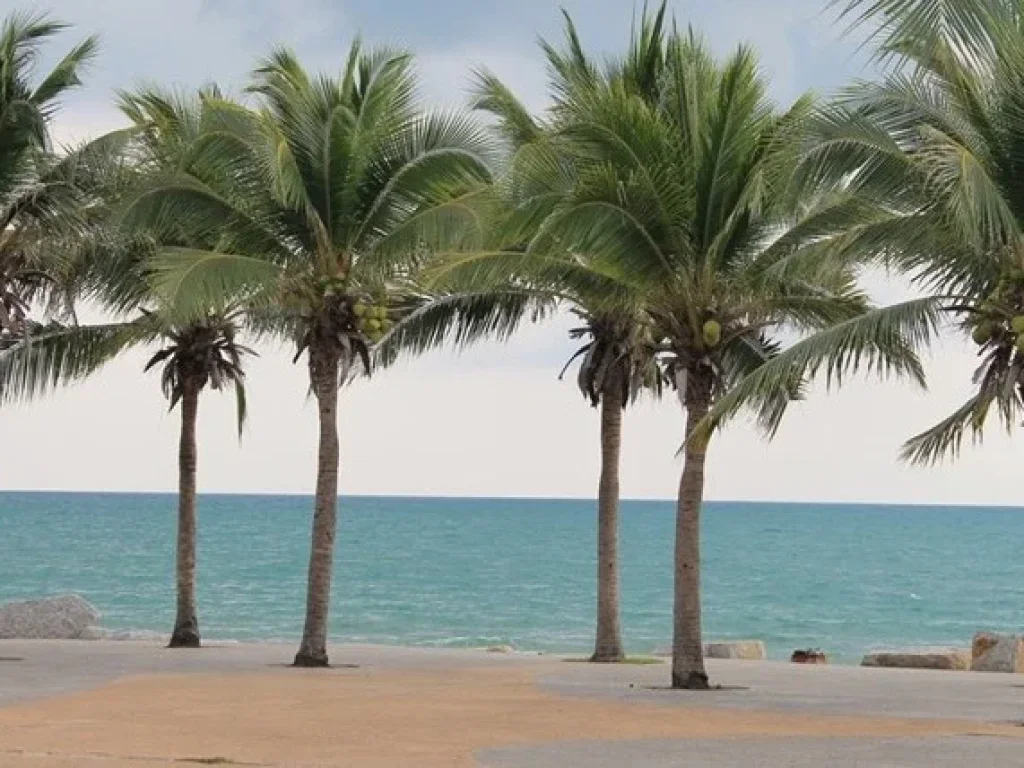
[590,651,626,663]
[168,627,201,649]
[293,649,330,668]
[671,670,710,690]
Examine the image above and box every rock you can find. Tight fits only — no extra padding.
[971,633,1024,673]
[485,645,515,654]
[651,642,766,660]
[791,649,828,664]
[0,595,101,640]
[703,640,766,660]
[861,649,970,671]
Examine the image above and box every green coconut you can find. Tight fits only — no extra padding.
[1011,316,1024,334]
[1016,335,1024,354]
[972,322,994,345]
[380,318,394,332]
[375,305,388,320]
[702,319,722,348]
[353,302,368,318]
[366,318,382,332]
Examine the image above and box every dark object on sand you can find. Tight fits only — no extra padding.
[791,648,827,664]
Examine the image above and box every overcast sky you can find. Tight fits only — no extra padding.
[1,0,1020,505]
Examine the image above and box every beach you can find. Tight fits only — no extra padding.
[1,640,1022,766]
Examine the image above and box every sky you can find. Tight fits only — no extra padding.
[1,0,1020,505]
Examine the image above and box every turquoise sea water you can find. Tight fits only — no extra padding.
[1,492,1023,662]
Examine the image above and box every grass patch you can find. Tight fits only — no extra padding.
[562,656,664,665]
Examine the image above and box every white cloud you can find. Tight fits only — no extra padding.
[418,46,549,111]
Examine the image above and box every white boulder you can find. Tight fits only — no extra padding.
[703,640,766,660]
[652,641,767,660]
[0,595,101,640]
[861,649,970,671]
[971,633,1024,673]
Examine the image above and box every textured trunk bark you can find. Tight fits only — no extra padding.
[169,380,201,648]
[672,368,711,689]
[591,375,625,662]
[294,346,341,668]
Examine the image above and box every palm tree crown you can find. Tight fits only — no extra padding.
[136,45,495,376]
[142,310,251,424]
[718,0,1024,464]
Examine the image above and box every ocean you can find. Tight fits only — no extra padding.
[1,492,1022,662]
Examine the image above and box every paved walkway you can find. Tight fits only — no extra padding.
[0,641,1021,766]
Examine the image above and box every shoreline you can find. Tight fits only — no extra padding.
[47,630,980,667]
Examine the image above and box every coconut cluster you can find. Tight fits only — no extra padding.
[971,269,1024,354]
[352,301,393,343]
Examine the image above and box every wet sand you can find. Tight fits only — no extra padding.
[1,641,1021,767]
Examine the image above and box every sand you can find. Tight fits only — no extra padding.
[0,641,1022,767]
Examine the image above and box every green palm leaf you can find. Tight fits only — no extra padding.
[0,322,150,404]
[698,296,944,439]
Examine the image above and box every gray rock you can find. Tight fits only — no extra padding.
[651,642,767,660]
[861,649,970,671]
[971,633,1024,673]
[703,640,766,660]
[0,595,101,640]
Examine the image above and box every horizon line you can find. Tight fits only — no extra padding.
[1,488,1022,510]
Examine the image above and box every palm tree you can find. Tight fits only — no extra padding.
[0,88,255,648]
[144,312,251,646]
[717,0,1024,465]
[0,309,251,649]
[132,46,494,666]
[121,89,261,647]
[499,29,932,688]
[457,5,673,663]
[0,10,98,345]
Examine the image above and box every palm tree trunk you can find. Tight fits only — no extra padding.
[169,378,201,648]
[294,345,341,667]
[672,368,711,689]
[591,376,625,662]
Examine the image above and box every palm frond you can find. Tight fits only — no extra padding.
[471,68,543,147]
[374,289,550,368]
[833,0,1011,64]
[147,248,283,323]
[0,322,150,404]
[697,296,945,438]
[900,392,991,464]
